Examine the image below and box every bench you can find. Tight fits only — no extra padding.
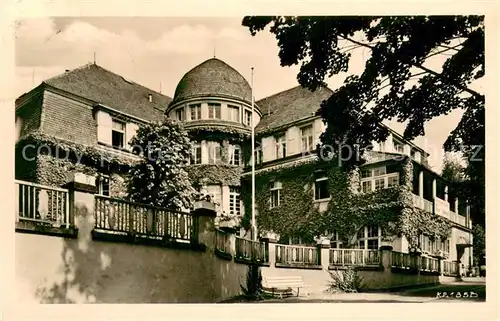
[262,276,306,299]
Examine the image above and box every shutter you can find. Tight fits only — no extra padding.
[96,110,112,145]
[126,122,139,150]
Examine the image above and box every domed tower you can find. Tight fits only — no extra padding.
[166,58,262,218]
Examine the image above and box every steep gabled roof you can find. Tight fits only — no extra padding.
[43,63,172,122]
[255,85,333,134]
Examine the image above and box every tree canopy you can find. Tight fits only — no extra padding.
[242,16,484,225]
[127,119,196,210]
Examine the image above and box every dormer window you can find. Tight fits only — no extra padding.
[208,103,221,119]
[111,119,126,149]
[275,134,287,159]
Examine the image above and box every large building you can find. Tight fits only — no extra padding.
[15,58,473,272]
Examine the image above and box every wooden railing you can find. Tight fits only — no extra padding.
[235,237,268,263]
[215,228,232,254]
[275,244,319,266]
[443,260,458,276]
[94,196,193,242]
[15,180,70,228]
[391,251,419,269]
[420,256,439,272]
[329,249,380,266]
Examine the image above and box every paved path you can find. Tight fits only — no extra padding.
[258,278,486,303]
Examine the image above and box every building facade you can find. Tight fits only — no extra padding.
[15,58,473,272]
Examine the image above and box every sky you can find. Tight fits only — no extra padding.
[14,17,480,171]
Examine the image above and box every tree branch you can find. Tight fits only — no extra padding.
[339,35,484,99]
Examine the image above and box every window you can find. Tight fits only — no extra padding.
[229,187,241,215]
[208,103,221,119]
[444,239,450,253]
[374,178,385,190]
[189,104,201,120]
[314,174,330,200]
[175,108,184,121]
[357,226,381,250]
[244,110,252,126]
[111,119,126,148]
[96,175,110,196]
[190,144,202,165]
[301,125,314,152]
[393,139,405,153]
[410,149,416,160]
[275,134,287,159]
[254,146,263,165]
[228,144,241,166]
[330,231,343,249]
[362,180,372,193]
[208,142,221,164]
[361,169,372,178]
[270,181,282,209]
[388,175,399,187]
[373,167,386,176]
[228,105,240,122]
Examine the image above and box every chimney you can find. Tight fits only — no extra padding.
[148,94,153,103]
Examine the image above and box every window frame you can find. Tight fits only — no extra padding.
[96,174,110,196]
[175,108,185,121]
[111,118,126,149]
[314,176,330,201]
[207,142,222,165]
[189,104,202,121]
[275,134,287,159]
[300,125,314,152]
[357,226,381,250]
[244,110,252,126]
[190,143,202,165]
[269,181,282,209]
[229,186,241,216]
[227,105,240,123]
[228,144,241,166]
[208,103,222,120]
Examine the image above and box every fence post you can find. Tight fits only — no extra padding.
[379,244,393,271]
[261,233,278,267]
[316,237,331,270]
[191,200,217,250]
[65,172,97,248]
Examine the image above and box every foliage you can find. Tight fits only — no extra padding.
[188,125,251,143]
[16,132,139,169]
[186,164,243,186]
[241,159,451,247]
[472,224,485,265]
[242,16,485,224]
[441,153,466,183]
[239,265,264,301]
[327,266,364,293]
[127,119,196,210]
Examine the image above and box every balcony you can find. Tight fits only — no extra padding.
[412,194,470,228]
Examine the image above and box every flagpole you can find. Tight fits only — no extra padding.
[251,67,256,241]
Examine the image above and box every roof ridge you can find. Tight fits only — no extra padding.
[43,62,94,84]
[256,85,303,103]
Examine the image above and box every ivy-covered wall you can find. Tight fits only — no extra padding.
[241,157,452,250]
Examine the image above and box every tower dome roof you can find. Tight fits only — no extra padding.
[172,58,252,105]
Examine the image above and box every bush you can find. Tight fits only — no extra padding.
[240,265,265,300]
[327,266,364,293]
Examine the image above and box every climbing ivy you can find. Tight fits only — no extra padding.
[241,157,451,248]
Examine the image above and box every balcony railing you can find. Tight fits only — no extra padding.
[412,193,469,227]
[443,260,458,276]
[329,249,381,267]
[391,251,420,269]
[215,228,232,255]
[235,237,269,263]
[420,256,439,272]
[94,196,193,242]
[16,180,69,228]
[275,244,319,266]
